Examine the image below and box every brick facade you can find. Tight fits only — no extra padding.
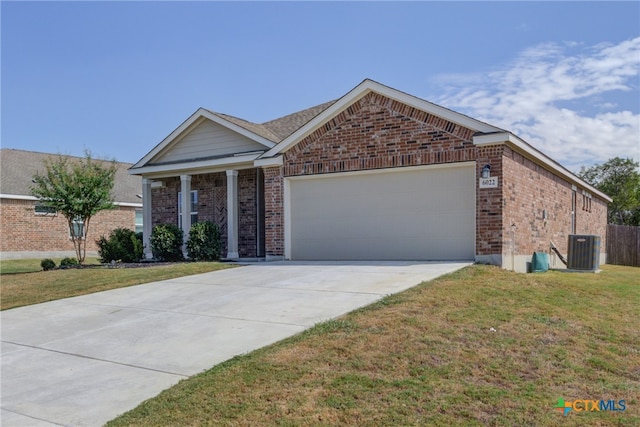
[283,92,476,178]
[260,92,609,268]
[149,170,259,258]
[500,147,607,270]
[263,166,284,257]
[0,198,137,254]
[476,145,504,257]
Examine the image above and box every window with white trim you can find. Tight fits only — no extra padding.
[178,190,198,228]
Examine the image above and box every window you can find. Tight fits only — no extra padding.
[70,218,86,239]
[581,192,592,213]
[34,203,56,216]
[135,209,143,234]
[178,190,198,228]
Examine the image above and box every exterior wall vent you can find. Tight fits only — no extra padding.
[567,234,601,271]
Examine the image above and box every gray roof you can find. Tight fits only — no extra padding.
[261,100,337,141]
[0,149,142,204]
[206,100,337,144]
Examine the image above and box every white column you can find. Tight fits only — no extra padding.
[226,169,239,259]
[180,174,192,256]
[142,178,153,259]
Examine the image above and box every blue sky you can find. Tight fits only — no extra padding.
[2,1,639,171]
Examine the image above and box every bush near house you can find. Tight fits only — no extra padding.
[150,224,184,262]
[59,257,79,269]
[97,228,144,263]
[40,259,56,271]
[187,221,221,261]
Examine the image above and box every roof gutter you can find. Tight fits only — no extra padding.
[0,193,142,207]
[129,153,261,176]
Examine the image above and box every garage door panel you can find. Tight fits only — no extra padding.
[289,165,475,260]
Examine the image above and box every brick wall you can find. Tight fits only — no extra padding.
[501,147,608,269]
[283,92,476,177]
[151,177,181,226]
[263,166,284,257]
[238,169,258,257]
[0,198,136,253]
[476,145,504,256]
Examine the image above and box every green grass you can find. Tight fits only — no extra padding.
[0,257,103,274]
[0,259,235,310]
[106,264,640,426]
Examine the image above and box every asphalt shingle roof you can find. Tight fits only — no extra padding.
[260,100,337,141]
[0,149,142,204]
[206,100,337,144]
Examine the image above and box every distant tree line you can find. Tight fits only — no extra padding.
[578,157,640,226]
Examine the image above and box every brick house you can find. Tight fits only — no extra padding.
[0,149,143,259]
[129,79,610,272]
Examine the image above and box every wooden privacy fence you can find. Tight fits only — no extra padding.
[606,224,640,267]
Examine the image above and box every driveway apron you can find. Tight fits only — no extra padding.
[1,261,469,426]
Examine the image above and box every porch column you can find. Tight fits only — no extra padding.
[142,178,153,259]
[226,169,239,259]
[180,174,192,256]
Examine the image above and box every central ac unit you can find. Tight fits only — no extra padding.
[567,235,601,271]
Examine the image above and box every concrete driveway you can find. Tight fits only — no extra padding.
[1,261,469,426]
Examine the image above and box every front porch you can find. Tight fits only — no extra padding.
[140,167,266,260]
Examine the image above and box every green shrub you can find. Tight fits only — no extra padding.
[60,257,79,269]
[41,258,56,271]
[96,228,144,263]
[150,224,184,262]
[187,221,221,261]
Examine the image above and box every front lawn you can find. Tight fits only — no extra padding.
[0,259,235,310]
[107,264,639,426]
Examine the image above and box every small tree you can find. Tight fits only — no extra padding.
[31,152,117,264]
[579,157,640,225]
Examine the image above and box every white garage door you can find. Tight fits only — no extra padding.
[288,163,475,260]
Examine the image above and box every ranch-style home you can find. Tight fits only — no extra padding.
[129,79,611,272]
[0,149,143,259]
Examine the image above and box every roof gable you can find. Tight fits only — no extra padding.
[149,118,270,166]
[260,79,503,158]
[132,108,277,169]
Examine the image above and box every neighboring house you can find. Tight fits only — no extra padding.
[0,149,143,259]
[129,79,611,272]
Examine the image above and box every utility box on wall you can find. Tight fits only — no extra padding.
[567,235,601,271]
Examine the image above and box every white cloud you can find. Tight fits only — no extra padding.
[433,38,640,171]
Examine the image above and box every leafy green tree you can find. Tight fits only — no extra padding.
[578,157,640,225]
[31,152,117,264]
